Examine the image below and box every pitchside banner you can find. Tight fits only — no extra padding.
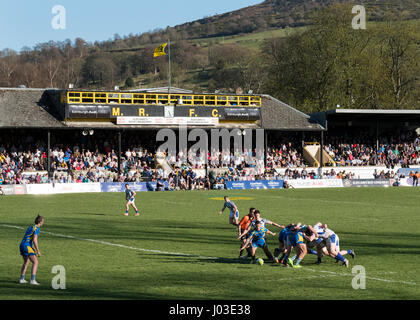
[286,179,344,189]
[226,180,284,190]
[398,177,420,187]
[1,185,25,195]
[25,183,101,195]
[342,179,392,187]
[100,182,157,192]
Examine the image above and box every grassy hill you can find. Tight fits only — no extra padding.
[102,0,420,91]
[101,0,420,52]
[168,0,420,39]
[121,17,420,93]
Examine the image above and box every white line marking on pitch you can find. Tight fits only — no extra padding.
[1,224,219,260]
[302,268,416,286]
[1,224,416,286]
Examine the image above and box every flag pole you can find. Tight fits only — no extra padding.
[168,39,171,101]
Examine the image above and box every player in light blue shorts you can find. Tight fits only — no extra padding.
[239,220,276,263]
[239,210,284,239]
[218,196,239,226]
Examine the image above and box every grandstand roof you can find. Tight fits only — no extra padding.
[324,109,420,115]
[0,88,64,128]
[0,88,324,131]
[311,109,420,128]
[260,95,325,131]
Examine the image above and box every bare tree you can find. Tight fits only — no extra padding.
[0,49,18,86]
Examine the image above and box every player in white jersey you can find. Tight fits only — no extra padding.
[218,196,239,226]
[253,210,284,229]
[313,222,355,267]
[309,223,327,263]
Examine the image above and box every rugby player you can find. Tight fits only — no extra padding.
[287,224,318,268]
[313,222,355,267]
[279,223,316,268]
[218,196,239,226]
[124,184,139,216]
[273,223,296,264]
[239,210,284,238]
[19,215,44,285]
[237,208,256,259]
[239,220,276,263]
[253,210,284,229]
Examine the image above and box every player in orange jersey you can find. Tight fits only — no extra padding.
[237,208,256,259]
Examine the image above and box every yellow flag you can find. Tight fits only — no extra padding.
[153,43,167,58]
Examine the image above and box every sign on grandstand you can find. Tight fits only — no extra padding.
[116,116,219,126]
[66,104,260,121]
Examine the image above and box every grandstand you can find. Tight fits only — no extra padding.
[1,86,420,192]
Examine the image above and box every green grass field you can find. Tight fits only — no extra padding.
[0,188,419,300]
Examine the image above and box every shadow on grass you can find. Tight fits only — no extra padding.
[0,279,179,300]
[138,253,284,268]
[25,217,239,247]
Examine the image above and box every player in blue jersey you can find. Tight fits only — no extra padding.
[273,223,296,264]
[19,215,44,285]
[238,210,284,239]
[289,224,319,268]
[124,184,139,216]
[218,196,239,226]
[239,220,276,263]
[282,226,306,268]
[281,224,318,268]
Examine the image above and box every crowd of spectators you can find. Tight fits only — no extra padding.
[0,143,301,187]
[266,144,305,168]
[161,148,265,170]
[324,130,420,168]
[1,129,420,187]
[162,144,303,170]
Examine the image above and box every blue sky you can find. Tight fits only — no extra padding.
[0,0,263,52]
